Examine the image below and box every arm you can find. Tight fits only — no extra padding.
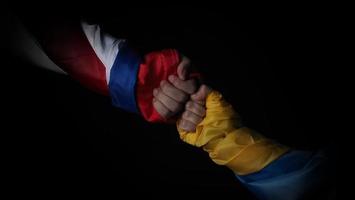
[175,85,333,200]
[15,16,193,122]
[236,149,331,200]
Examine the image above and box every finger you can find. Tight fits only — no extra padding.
[179,119,197,132]
[160,80,189,102]
[153,88,158,97]
[191,84,212,102]
[155,88,183,113]
[185,101,206,117]
[177,56,191,80]
[182,110,204,125]
[168,75,197,94]
[153,98,172,119]
[192,99,205,106]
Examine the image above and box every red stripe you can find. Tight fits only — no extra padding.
[136,49,180,122]
[38,22,108,95]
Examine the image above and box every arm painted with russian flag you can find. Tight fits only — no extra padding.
[25,20,197,122]
[174,85,333,200]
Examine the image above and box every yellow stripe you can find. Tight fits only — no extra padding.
[177,91,289,175]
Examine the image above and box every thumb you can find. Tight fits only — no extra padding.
[177,56,191,80]
[191,85,212,104]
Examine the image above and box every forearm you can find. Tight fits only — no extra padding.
[17,16,182,122]
[178,91,289,175]
[177,91,332,199]
[236,150,331,200]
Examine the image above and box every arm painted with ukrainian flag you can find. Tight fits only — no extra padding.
[176,85,333,200]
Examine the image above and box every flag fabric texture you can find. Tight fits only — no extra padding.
[34,21,181,122]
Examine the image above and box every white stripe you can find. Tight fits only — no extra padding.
[81,21,125,83]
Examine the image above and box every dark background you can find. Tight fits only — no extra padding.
[3,6,335,199]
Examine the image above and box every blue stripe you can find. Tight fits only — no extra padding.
[109,43,141,113]
[236,150,330,200]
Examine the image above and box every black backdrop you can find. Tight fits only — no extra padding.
[3,6,335,199]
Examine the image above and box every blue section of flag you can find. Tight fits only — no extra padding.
[237,150,330,200]
[109,43,141,113]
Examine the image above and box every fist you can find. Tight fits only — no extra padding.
[153,56,198,119]
[178,85,211,132]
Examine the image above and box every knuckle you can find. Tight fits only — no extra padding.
[183,111,191,119]
[162,82,170,92]
[160,83,166,91]
[175,80,183,89]
[171,78,178,86]
[186,101,193,109]
[180,120,188,129]
[156,92,163,102]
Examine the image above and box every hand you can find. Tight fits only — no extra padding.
[153,56,198,119]
[178,85,211,132]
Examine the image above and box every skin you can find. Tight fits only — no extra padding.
[178,85,211,132]
[152,55,211,131]
[152,56,198,119]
